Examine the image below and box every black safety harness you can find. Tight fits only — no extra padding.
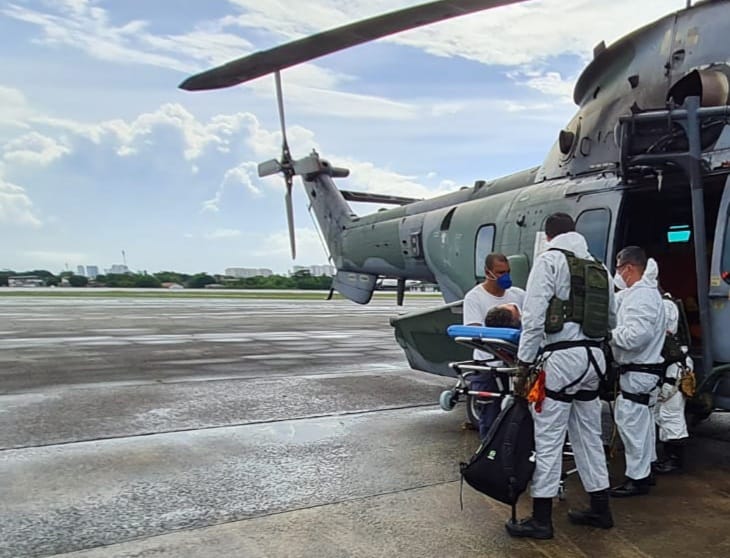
[617,363,665,405]
[542,339,604,403]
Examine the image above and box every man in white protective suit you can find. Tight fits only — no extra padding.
[653,295,691,474]
[505,213,616,540]
[609,246,666,497]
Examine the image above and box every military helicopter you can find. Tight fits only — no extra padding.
[180,0,730,422]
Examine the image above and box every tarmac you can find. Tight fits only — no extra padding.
[1,294,730,558]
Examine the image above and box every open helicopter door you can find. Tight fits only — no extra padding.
[708,177,730,409]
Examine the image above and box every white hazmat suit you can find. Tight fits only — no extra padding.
[611,258,666,481]
[655,298,690,442]
[518,232,615,498]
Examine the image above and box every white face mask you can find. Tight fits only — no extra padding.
[613,272,627,291]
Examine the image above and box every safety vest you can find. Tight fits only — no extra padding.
[544,248,610,339]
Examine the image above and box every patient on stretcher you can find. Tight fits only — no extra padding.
[445,304,522,439]
[485,303,521,329]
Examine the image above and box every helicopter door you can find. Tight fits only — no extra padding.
[709,178,730,364]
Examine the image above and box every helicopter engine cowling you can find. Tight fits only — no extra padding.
[668,66,730,107]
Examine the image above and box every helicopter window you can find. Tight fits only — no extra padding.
[575,208,610,262]
[440,208,456,231]
[474,225,496,278]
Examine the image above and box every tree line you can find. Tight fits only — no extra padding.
[0,270,334,290]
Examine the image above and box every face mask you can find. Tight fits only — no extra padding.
[613,272,627,291]
[496,273,513,290]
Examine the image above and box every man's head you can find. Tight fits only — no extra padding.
[615,245,647,288]
[485,303,521,329]
[483,252,511,293]
[545,212,575,241]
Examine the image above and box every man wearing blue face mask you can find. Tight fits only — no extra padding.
[463,252,526,438]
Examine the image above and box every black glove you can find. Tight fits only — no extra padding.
[514,360,533,398]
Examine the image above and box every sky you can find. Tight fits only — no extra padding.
[0,0,689,275]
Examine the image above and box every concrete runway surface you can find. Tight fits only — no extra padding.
[1,295,730,558]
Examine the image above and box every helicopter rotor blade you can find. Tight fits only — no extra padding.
[274,71,290,156]
[285,176,296,259]
[179,0,528,91]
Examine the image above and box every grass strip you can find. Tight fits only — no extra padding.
[0,289,442,301]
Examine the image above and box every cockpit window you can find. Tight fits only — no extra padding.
[474,224,496,279]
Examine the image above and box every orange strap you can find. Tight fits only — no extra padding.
[527,370,547,413]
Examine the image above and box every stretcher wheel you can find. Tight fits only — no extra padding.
[439,390,456,411]
[466,394,484,429]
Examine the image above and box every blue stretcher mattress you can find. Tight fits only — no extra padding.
[446,325,521,345]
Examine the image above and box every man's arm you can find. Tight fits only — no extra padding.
[462,290,483,326]
[517,254,555,363]
[611,296,656,352]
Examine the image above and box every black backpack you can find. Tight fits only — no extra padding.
[460,397,535,508]
[661,294,691,366]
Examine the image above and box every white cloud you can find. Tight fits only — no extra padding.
[505,101,555,113]
[0,86,34,129]
[0,91,520,223]
[244,65,417,121]
[202,161,263,212]
[204,228,242,239]
[1,0,253,73]
[334,157,451,200]
[25,104,257,162]
[0,175,42,228]
[3,132,71,165]
[509,70,575,101]
[222,0,686,67]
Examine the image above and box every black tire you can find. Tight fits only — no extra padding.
[465,394,486,429]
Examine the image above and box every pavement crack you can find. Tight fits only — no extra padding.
[0,402,440,452]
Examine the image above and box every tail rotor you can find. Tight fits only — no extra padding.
[257,70,297,259]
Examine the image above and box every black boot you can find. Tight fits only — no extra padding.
[568,489,614,529]
[505,498,554,540]
[654,441,685,474]
[609,476,650,497]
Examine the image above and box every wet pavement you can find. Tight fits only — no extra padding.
[1,295,730,558]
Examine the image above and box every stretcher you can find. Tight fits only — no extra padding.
[438,325,521,416]
[441,324,578,500]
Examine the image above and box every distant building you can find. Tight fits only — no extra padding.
[225,267,273,278]
[77,265,85,276]
[292,264,336,277]
[86,266,99,279]
[9,275,45,287]
[107,264,129,274]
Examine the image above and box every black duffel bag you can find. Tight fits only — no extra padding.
[460,396,535,507]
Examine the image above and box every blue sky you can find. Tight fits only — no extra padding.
[1,0,687,275]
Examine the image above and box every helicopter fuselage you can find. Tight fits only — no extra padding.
[292,1,730,415]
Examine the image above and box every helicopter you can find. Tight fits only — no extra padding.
[180,0,730,422]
